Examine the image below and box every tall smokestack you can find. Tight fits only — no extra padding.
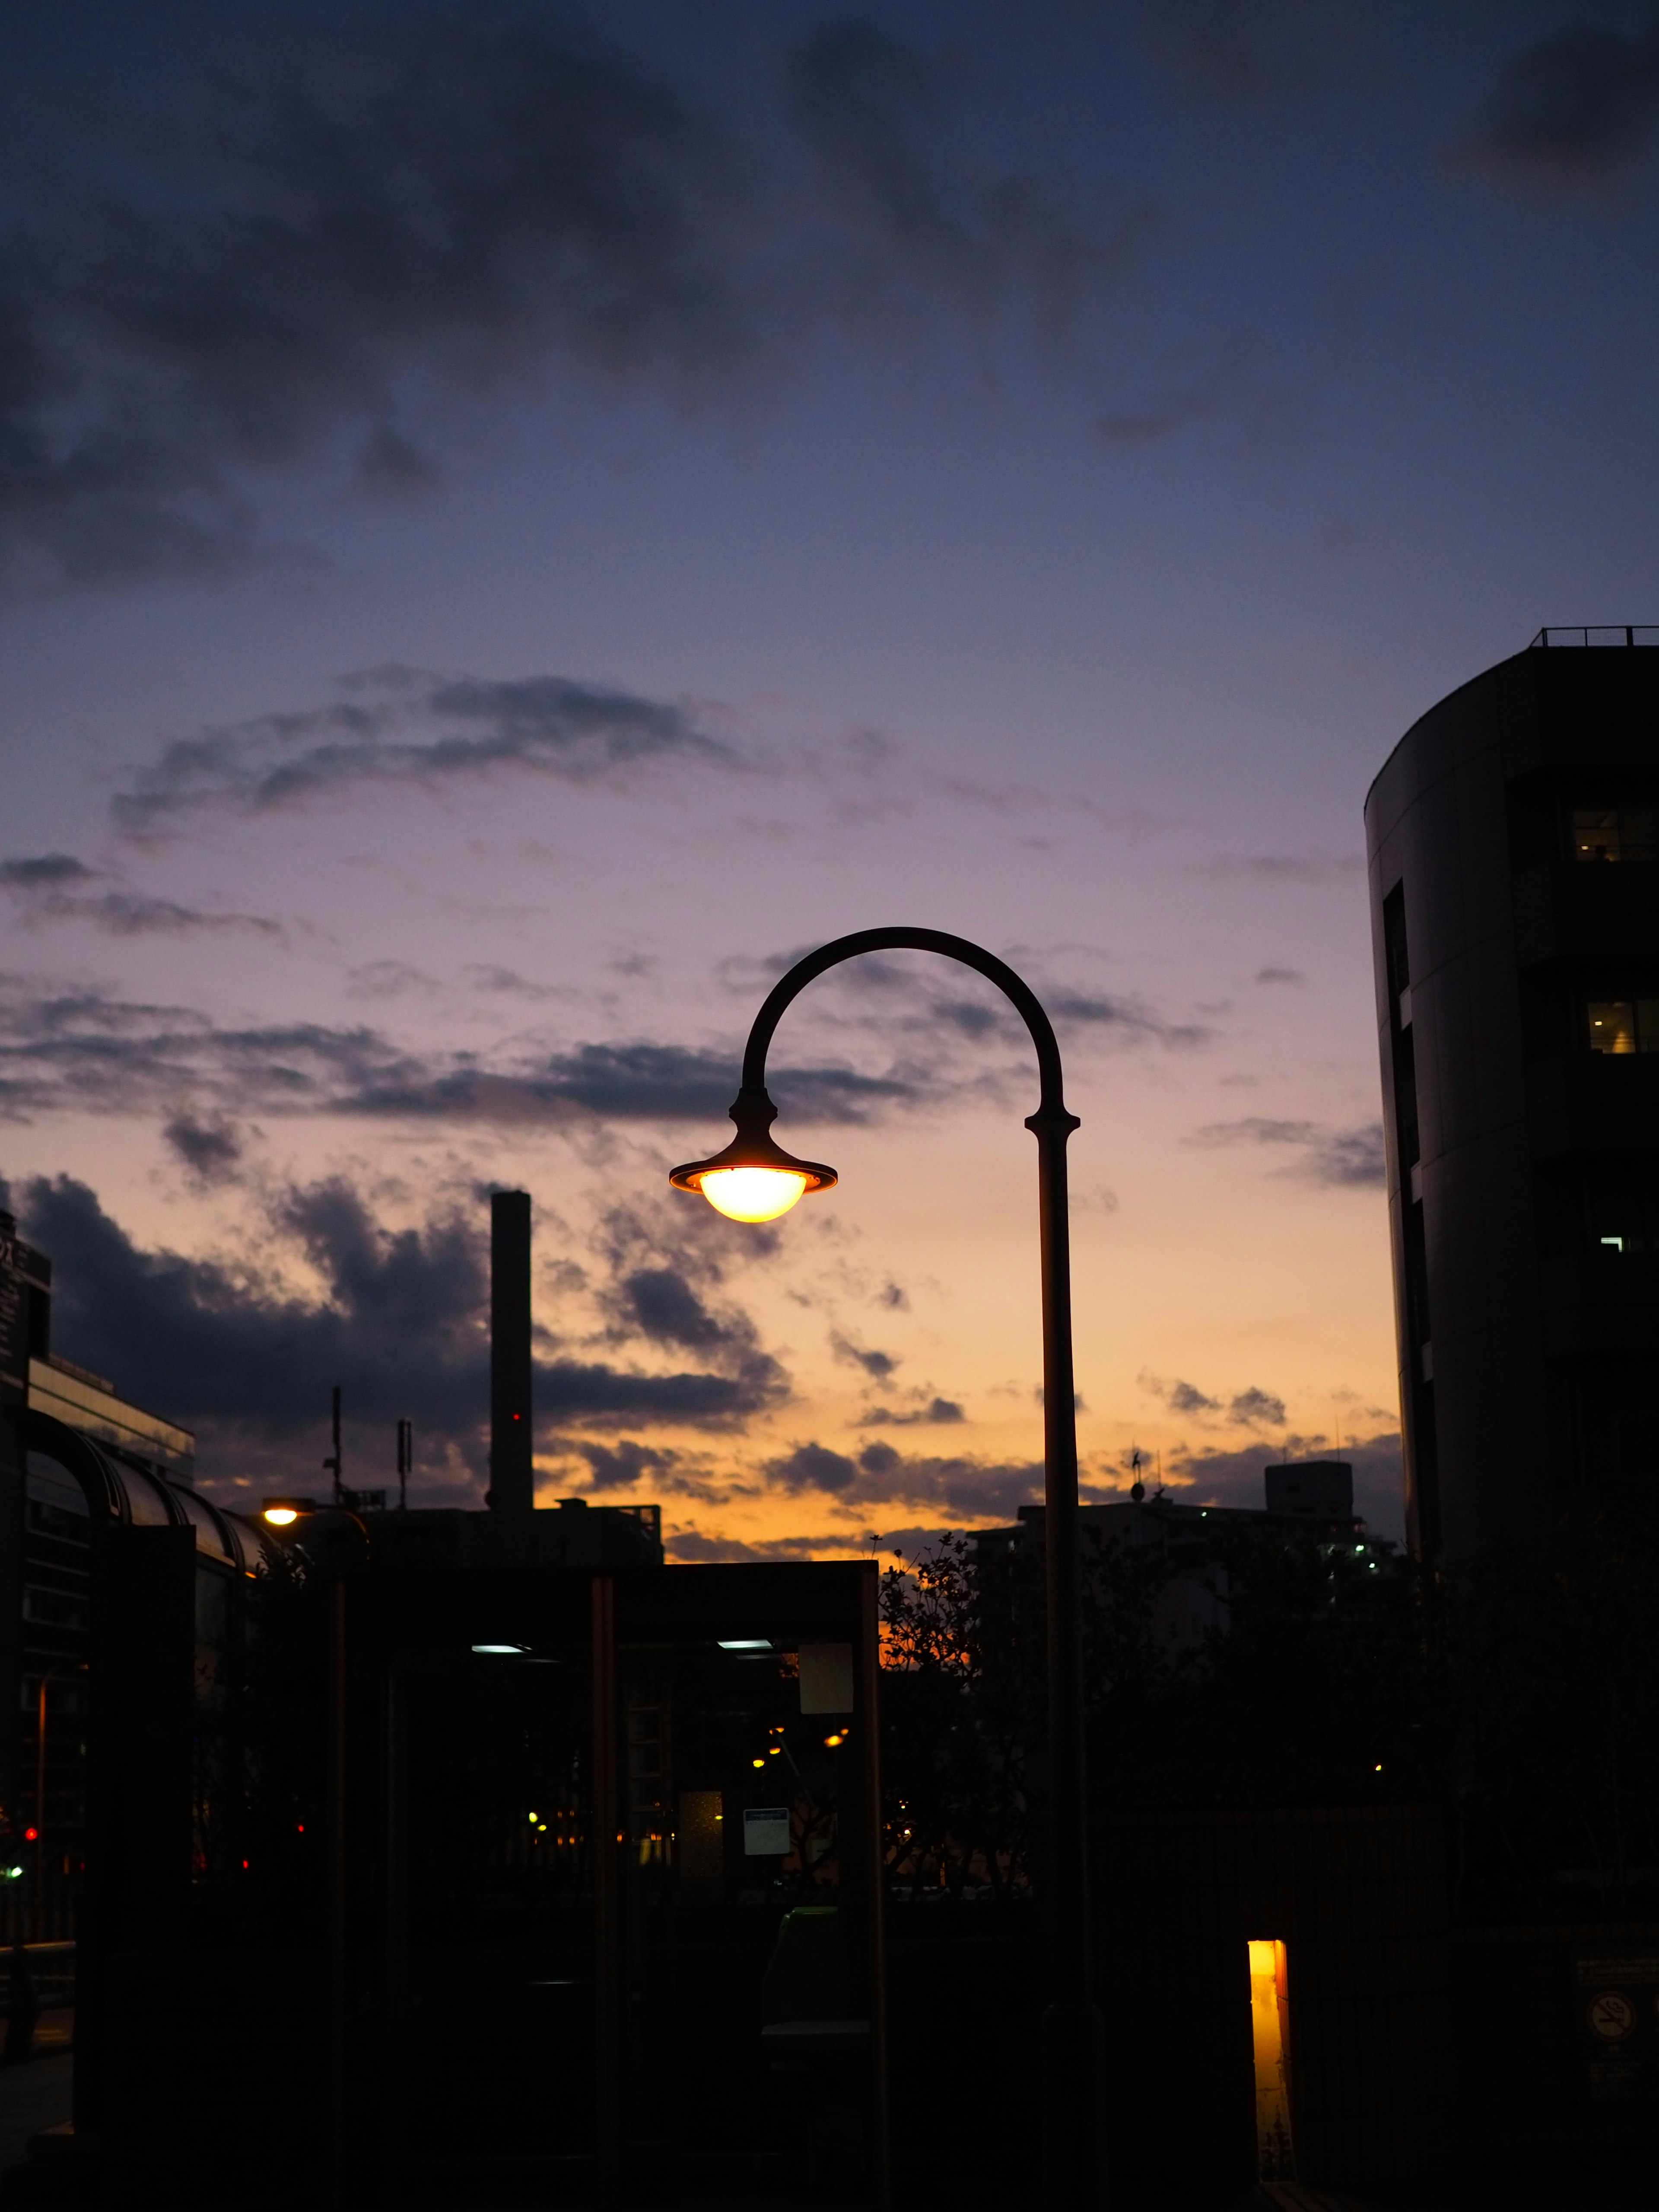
[489,1190,533,1513]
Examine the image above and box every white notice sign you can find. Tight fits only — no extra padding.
[744,1806,791,1856]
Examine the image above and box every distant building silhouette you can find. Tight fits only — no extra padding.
[1366,628,1659,1560]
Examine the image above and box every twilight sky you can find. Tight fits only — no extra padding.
[4,0,1658,1556]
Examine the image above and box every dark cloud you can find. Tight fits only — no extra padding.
[0,853,279,935]
[1255,966,1304,987]
[17,1170,488,1457]
[1228,1385,1286,1430]
[831,1330,899,1379]
[1168,1378,1220,1416]
[1047,988,1214,1050]
[750,946,1214,1064]
[0,855,94,888]
[763,1434,1042,1520]
[0,978,922,1129]
[0,14,761,590]
[1139,1370,1220,1417]
[1097,408,1194,444]
[1172,1429,1405,1544]
[1138,1370,1283,1427]
[1205,852,1363,885]
[1137,0,1336,101]
[1456,22,1659,193]
[114,667,732,827]
[1186,1116,1386,1189]
[162,1109,246,1187]
[344,1039,917,1127]
[0,10,1135,591]
[556,1437,677,1491]
[764,1440,861,1494]
[609,1262,788,1418]
[860,1397,965,1427]
[784,18,1130,337]
[665,1527,881,1563]
[0,983,407,1122]
[14,1171,791,1491]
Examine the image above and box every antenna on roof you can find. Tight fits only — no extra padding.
[1129,1446,1144,1504]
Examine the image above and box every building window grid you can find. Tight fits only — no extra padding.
[1586,996,1659,1054]
[1571,804,1659,864]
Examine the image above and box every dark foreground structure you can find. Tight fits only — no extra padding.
[3,1163,1656,2202]
[1367,628,1659,1564]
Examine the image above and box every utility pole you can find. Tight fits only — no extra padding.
[396,1418,412,1512]
[324,1384,343,1506]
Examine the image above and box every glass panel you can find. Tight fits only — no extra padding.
[25,1454,89,1517]
[174,1487,233,1562]
[1623,807,1659,862]
[119,1466,175,1526]
[1574,809,1621,861]
[1588,1001,1638,1053]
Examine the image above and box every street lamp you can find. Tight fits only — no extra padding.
[671,926,1107,2208]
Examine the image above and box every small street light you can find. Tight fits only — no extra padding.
[671,925,1108,2209]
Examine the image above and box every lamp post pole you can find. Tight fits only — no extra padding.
[671,927,1106,2208]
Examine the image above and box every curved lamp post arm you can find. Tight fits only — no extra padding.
[685,925,1104,2208]
[737,925,1074,1125]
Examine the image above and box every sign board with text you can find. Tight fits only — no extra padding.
[1575,1952,1659,2104]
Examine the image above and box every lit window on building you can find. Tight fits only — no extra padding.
[1586,999,1659,1053]
[1573,805,1659,862]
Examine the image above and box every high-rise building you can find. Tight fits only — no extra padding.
[1366,628,1659,1561]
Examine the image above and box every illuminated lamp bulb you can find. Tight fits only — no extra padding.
[752,1757,766,1769]
[263,1506,299,1527]
[670,1113,836,1224]
[696,1167,809,1223]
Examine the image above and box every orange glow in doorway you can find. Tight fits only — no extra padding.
[1247,1939,1295,2183]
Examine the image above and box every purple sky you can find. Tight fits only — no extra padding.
[5,0,1657,1554]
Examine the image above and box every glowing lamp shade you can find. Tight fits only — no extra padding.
[698,1167,809,1222]
[670,1108,836,1223]
[262,1497,316,1526]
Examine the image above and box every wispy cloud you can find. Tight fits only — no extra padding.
[114,667,733,827]
[0,979,928,1129]
[0,852,280,936]
[1202,851,1363,886]
[785,17,1144,339]
[1185,1116,1385,1189]
[859,1397,965,1428]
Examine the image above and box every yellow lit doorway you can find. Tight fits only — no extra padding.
[1247,1938,1296,2183]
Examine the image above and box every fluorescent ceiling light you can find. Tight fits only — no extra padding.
[718,1638,772,1651]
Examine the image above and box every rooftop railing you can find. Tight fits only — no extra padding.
[1531,626,1659,648]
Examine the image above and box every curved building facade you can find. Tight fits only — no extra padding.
[1366,631,1659,1562]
